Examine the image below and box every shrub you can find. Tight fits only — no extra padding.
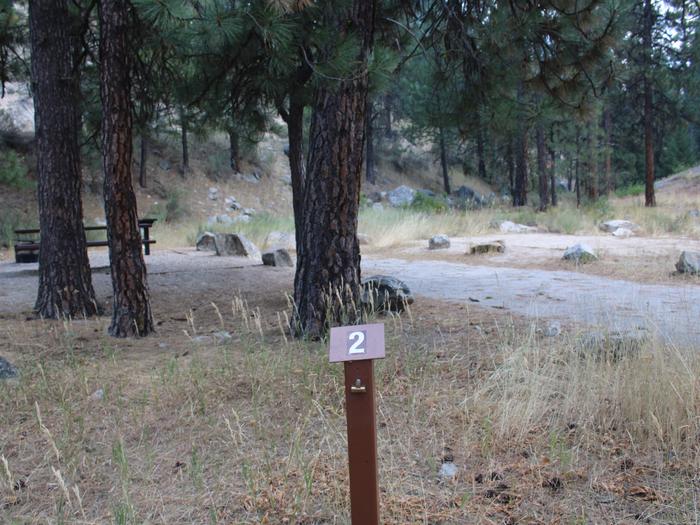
[409,192,448,213]
[0,149,31,189]
[614,183,645,198]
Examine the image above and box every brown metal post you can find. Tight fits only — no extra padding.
[343,359,379,525]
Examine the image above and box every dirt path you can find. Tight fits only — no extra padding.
[364,257,700,346]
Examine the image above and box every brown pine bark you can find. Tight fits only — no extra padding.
[476,119,487,182]
[293,0,375,338]
[286,96,306,250]
[180,108,189,175]
[29,0,97,319]
[229,129,240,172]
[365,99,376,185]
[99,0,154,337]
[513,124,528,207]
[139,132,148,188]
[536,123,548,211]
[643,0,656,207]
[603,107,613,194]
[587,119,598,200]
[439,127,451,194]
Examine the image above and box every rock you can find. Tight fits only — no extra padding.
[676,251,700,275]
[232,215,251,224]
[208,187,219,200]
[90,388,104,401]
[689,209,700,218]
[499,220,537,234]
[387,185,416,207]
[599,220,640,233]
[224,196,240,211]
[439,461,457,479]
[262,249,293,267]
[361,275,414,312]
[469,240,505,254]
[368,191,384,203]
[214,233,260,258]
[428,234,450,250]
[453,185,485,207]
[242,172,261,184]
[212,214,234,225]
[213,331,232,343]
[544,321,561,337]
[0,82,35,145]
[371,202,384,212]
[562,244,597,263]
[242,208,256,216]
[612,227,634,238]
[158,160,171,171]
[265,231,295,251]
[357,233,372,245]
[195,232,217,251]
[0,356,18,380]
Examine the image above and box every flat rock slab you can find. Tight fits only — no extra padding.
[0,356,18,379]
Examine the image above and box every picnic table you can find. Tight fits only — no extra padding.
[13,218,157,263]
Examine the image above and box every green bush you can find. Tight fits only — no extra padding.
[148,189,188,223]
[0,149,31,189]
[614,183,645,198]
[408,192,448,213]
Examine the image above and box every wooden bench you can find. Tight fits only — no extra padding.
[13,218,157,263]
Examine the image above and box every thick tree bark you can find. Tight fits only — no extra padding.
[548,133,557,207]
[287,96,306,250]
[603,107,612,194]
[536,123,548,211]
[139,132,147,188]
[643,0,655,207]
[575,126,581,207]
[180,107,189,175]
[476,119,487,182]
[513,123,528,206]
[506,139,515,201]
[381,93,392,138]
[229,129,240,173]
[439,127,451,194]
[99,0,154,337]
[365,99,376,185]
[293,0,375,338]
[587,119,598,200]
[29,0,97,319]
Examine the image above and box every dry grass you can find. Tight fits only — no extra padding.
[2,288,700,523]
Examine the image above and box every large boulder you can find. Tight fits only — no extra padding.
[361,275,414,312]
[600,220,640,233]
[469,240,505,254]
[0,82,34,146]
[262,249,293,267]
[563,243,597,263]
[195,232,217,251]
[265,231,295,251]
[676,251,700,275]
[214,233,260,258]
[499,220,537,234]
[0,356,18,380]
[428,234,450,250]
[387,185,416,207]
[453,185,484,205]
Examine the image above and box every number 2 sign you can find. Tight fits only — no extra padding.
[329,323,385,363]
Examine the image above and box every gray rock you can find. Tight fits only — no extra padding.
[212,214,234,225]
[262,249,293,267]
[387,185,416,207]
[367,191,384,203]
[214,233,260,258]
[600,220,639,233]
[213,331,232,343]
[563,244,597,263]
[224,196,240,211]
[689,209,700,218]
[158,160,171,171]
[439,461,457,479]
[453,185,484,205]
[612,227,634,238]
[357,233,372,245]
[242,172,261,184]
[676,251,700,275]
[469,240,505,254]
[361,275,414,312]
[371,202,384,212]
[208,187,219,200]
[232,215,251,224]
[90,388,104,401]
[544,321,561,337]
[265,231,295,251]
[242,208,256,216]
[196,232,217,251]
[0,356,18,380]
[428,234,450,250]
[499,220,537,234]
[0,82,35,145]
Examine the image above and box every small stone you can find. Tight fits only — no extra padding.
[469,240,505,254]
[0,356,18,380]
[158,160,171,171]
[242,173,261,184]
[689,209,700,218]
[90,388,104,401]
[208,187,219,200]
[357,233,372,245]
[262,249,294,267]
[213,331,232,343]
[439,461,457,479]
[544,321,561,337]
[599,220,639,233]
[429,234,450,250]
[224,196,240,211]
[242,208,256,216]
[612,227,634,238]
[563,244,597,263]
[499,220,537,234]
[195,232,217,251]
[676,251,700,275]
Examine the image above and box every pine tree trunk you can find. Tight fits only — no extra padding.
[513,124,528,207]
[476,120,487,182]
[575,127,581,207]
[365,99,376,185]
[287,96,306,251]
[29,0,97,319]
[381,93,392,138]
[139,132,148,188]
[439,127,451,194]
[587,119,598,200]
[536,123,548,211]
[229,129,240,173]
[180,107,189,175]
[549,140,557,207]
[293,0,375,339]
[507,139,515,201]
[603,107,612,194]
[99,0,154,338]
[643,0,655,207]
